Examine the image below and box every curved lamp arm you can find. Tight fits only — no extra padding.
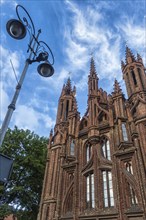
[16,4,35,36]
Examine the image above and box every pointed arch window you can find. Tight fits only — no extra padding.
[65,100,69,120]
[60,102,63,118]
[125,161,133,174]
[102,171,114,207]
[86,173,95,208]
[129,184,138,205]
[102,138,111,160]
[70,139,75,155]
[86,144,92,162]
[122,123,128,141]
[131,70,137,86]
[94,104,97,117]
[137,68,144,89]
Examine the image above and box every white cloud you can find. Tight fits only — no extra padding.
[0,0,17,8]
[12,104,55,136]
[117,18,145,49]
[62,1,123,91]
[65,33,89,70]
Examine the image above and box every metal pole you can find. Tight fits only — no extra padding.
[0,30,41,147]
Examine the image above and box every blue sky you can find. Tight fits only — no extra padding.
[0,0,146,137]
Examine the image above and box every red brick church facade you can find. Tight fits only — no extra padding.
[37,47,146,220]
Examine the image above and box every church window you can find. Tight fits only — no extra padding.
[125,161,133,174]
[86,173,95,208]
[131,70,137,86]
[86,144,92,162]
[60,102,63,117]
[102,171,114,207]
[129,184,138,205]
[138,68,144,88]
[122,123,128,141]
[94,104,96,117]
[102,138,111,160]
[65,100,69,120]
[70,139,75,155]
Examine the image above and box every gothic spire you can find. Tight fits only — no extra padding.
[90,56,98,78]
[88,56,99,96]
[112,79,122,95]
[125,45,136,64]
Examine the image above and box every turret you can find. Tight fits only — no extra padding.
[56,77,78,124]
[121,46,146,99]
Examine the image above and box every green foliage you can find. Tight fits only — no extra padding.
[0,126,48,219]
[0,203,13,219]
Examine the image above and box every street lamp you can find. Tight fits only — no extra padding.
[0,5,55,147]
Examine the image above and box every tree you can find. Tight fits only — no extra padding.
[0,126,48,220]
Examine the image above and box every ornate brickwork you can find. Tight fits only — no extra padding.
[38,47,146,220]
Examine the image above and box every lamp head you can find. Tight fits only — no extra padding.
[37,62,54,77]
[6,19,26,40]
[36,52,48,62]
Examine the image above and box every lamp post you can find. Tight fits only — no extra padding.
[0,5,55,147]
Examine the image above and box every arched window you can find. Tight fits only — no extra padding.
[94,104,96,117]
[65,100,69,120]
[138,68,144,89]
[102,171,114,207]
[70,139,75,155]
[86,173,95,208]
[60,102,63,118]
[102,138,111,160]
[125,161,133,174]
[122,123,128,141]
[86,144,92,162]
[131,70,137,86]
[129,184,138,205]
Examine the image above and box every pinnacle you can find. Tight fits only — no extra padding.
[113,79,122,94]
[65,77,72,95]
[137,53,143,62]
[90,56,98,78]
[125,45,136,63]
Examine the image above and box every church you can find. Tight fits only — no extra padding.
[37,46,146,220]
